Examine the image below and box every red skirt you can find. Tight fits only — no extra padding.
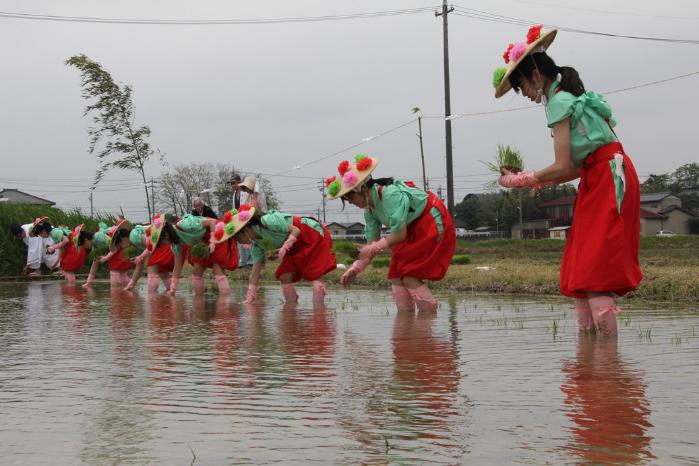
[388,192,456,281]
[148,244,175,272]
[560,142,643,298]
[61,242,87,272]
[108,248,135,271]
[275,217,337,282]
[190,238,239,271]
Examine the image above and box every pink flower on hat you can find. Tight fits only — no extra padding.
[238,211,251,222]
[153,217,162,228]
[508,42,528,63]
[215,221,225,232]
[343,171,358,186]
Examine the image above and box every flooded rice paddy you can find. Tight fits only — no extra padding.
[1,281,698,465]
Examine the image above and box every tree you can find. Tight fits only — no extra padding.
[66,54,164,218]
[673,163,699,191]
[641,173,672,194]
[155,163,278,217]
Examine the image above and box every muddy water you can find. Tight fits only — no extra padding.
[0,281,697,464]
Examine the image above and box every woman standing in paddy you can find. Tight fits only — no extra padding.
[492,26,642,336]
[229,204,337,304]
[327,155,455,312]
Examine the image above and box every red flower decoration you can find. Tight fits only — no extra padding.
[526,24,543,44]
[223,211,233,222]
[338,160,351,175]
[238,204,251,212]
[145,227,152,236]
[325,176,336,187]
[503,43,514,64]
[356,157,372,171]
[147,243,153,251]
[214,230,224,240]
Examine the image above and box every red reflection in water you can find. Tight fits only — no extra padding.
[147,295,184,367]
[391,309,460,438]
[561,337,654,464]
[61,284,93,337]
[279,303,336,380]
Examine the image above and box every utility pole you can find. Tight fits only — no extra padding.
[412,107,428,192]
[89,190,94,217]
[318,179,327,223]
[436,0,455,214]
[150,178,156,216]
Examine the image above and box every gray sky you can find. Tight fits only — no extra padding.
[2,0,698,223]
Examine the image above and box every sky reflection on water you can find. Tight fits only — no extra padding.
[0,281,698,465]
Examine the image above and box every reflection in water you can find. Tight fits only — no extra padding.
[561,337,654,464]
[279,303,336,381]
[81,289,153,464]
[391,310,462,439]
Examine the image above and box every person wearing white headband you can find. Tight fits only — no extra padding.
[492,25,642,337]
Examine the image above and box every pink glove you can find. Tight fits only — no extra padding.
[498,170,540,189]
[277,235,298,261]
[168,277,180,295]
[209,240,217,254]
[243,284,260,304]
[134,250,149,265]
[124,279,136,291]
[340,259,370,287]
[358,238,389,261]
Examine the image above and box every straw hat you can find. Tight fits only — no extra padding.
[145,213,166,251]
[240,176,256,192]
[493,25,557,98]
[29,216,50,236]
[110,218,131,234]
[213,205,256,244]
[326,154,379,201]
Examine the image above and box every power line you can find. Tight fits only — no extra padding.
[488,0,699,21]
[0,7,435,25]
[451,5,699,44]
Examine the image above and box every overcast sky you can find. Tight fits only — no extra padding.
[2,0,698,223]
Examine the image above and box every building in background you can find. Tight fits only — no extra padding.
[0,189,55,206]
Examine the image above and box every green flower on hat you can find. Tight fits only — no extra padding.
[224,222,235,235]
[151,232,158,243]
[328,180,341,197]
[492,67,507,89]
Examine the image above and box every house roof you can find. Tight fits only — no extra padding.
[0,188,55,205]
[658,205,698,217]
[640,208,666,219]
[538,195,576,208]
[640,192,675,203]
[326,222,364,229]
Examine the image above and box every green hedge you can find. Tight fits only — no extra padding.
[0,203,114,276]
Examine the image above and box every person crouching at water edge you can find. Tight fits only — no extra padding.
[83,219,135,288]
[128,214,184,293]
[174,213,238,296]
[327,155,455,312]
[230,205,337,304]
[50,224,95,284]
[491,26,642,336]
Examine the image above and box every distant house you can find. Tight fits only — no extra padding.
[539,195,576,226]
[511,195,575,239]
[639,192,696,235]
[325,222,365,239]
[0,189,55,206]
[640,192,681,213]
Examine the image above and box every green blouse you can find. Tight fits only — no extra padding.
[364,180,441,242]
[249,210,324,264]
[546,80,618,165]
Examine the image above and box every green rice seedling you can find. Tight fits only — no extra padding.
[636,326,653,341]
[550,319,559,339]
[514,318,524,330]
[621,313,631,327]
[450,255,470,265]
[190,242,210,259]
[481,144,524,174]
